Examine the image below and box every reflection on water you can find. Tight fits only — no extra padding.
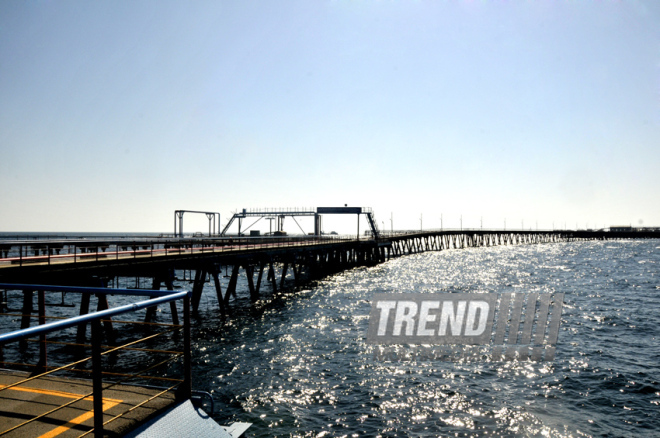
[123,241,658,436]
[3,239,655,435]
[185,240,660,437]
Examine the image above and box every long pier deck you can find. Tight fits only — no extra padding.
[1,229,659,286]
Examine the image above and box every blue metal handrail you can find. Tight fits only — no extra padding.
[0,291,188,344]
[0,282,186,298]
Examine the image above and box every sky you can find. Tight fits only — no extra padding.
[1,0,659,234]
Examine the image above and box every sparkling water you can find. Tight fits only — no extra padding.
[190,240,659,437]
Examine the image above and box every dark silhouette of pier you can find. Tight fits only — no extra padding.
[1,221,659,316]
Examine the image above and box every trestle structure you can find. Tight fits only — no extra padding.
[174,240,391,314]
[388,230,569,256]
[1,228,659,320]
[0,237,390,319]
[385,228,660,256]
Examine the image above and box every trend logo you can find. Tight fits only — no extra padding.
[367,293,564,362]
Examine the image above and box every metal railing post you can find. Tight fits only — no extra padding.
[91,318,104,438]
[179,294,192,401]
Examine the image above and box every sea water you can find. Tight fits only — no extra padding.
[188,240,659,437]
[1,238,658,436]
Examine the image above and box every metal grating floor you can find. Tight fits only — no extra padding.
[123,400,250,438]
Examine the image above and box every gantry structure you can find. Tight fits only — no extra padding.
[220,206,381,239]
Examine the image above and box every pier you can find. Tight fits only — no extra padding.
[2,222,659,337]
[1,225,660,314]
[1,207,659,437]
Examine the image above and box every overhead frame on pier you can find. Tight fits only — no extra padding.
[174,210,221,237]
[220,207,380,239]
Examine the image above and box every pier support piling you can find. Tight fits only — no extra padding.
[19,290,33,351]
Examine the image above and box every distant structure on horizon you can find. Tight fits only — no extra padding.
[609,226,660,232]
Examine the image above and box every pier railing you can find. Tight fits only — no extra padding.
[0,284,191,438]
[0,234,358,268]
[3,229,659,271]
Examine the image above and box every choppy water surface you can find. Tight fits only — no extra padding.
[190,240,659,437]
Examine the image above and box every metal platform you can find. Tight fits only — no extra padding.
[123,400,250,438]
[0,369,178,438]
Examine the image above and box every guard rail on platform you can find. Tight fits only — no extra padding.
[0,283,191,438]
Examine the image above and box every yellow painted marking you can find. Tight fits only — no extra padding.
[0,384,121,402]
[0,384,122,438]
[38,399,122,438]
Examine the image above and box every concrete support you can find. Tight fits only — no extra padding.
[191,269,207,313]
[291,259,299,286]
[76,293,91,347]
[244,264,258,301]
[210,266,227,315]
[280,262,289,290]
[165,274,179,325]
[268,261,277,293]
[146,271,179,324]
[96,293,115,346]
[256,261,265,295]
[19,290,33,351]
[225,264,239,305]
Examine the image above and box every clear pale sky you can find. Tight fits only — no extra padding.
[1,1,659,234]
